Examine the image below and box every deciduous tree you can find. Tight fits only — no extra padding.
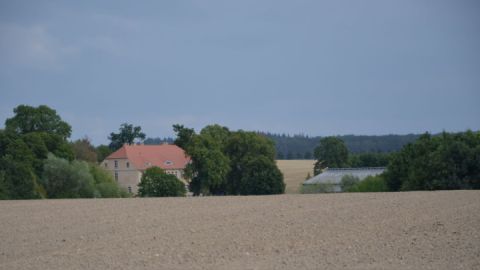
[96,145,113,162]
[72,137,98,163]
[384,131,480,191]
[41,154,95,198]
[173,124,195,149]
[138,167,186,197]
[5,105,71,139]
[314,137,349,175]
[108,123,146,151]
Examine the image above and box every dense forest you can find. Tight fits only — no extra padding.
[146,133,420,159]
[263,133,420,159]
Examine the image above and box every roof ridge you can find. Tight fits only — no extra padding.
[327,167,386,171]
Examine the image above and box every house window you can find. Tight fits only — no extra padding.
[126,162,130,168]
[104,162,108,168]
[128,186,132,193]
[115,171,118,181]
[114,160,118,168]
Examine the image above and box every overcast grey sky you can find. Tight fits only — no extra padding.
[1,0,479,145]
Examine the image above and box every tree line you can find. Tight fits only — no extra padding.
[147,133,420,160]
[172,124,285,195]
[0,105,129,199]
[2,104,477,199]
[310,131,480,192]
[0,105,286,199]
[312,136,392,175]
[384,131,480,191]
[259,132,419,159]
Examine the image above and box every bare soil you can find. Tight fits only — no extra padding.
[1,191,479,270]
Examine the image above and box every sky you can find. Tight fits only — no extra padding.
[1,0,479,145]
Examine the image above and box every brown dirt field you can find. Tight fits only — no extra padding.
[276,160,315,194]
[1,191,479,270]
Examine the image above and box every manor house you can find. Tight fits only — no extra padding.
[102,144,190,194]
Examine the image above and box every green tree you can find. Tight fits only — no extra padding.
[20,132,49,176]
[0,136,41,199]
[38,132,74,161]
[176,125,285,196]
[89,164,129,198]
[108,123,146,151]
[237,156,285,195]
[304,151,313,160]
[384,131,480,191]
[348,152,391,168]
[225,130,282,195]
[314,137,349,175]
[173,124,195,149]
[184,126,231,195]
[3,105,74,162]
[347,175,388,192]
[138,167,186,197]
[96,145,113,162]
[1,157,40,199]
[5,105,71,139]
[41,154,95,198]
[72,137,98,163]
[340,175,360,192]
[0,171,8,199]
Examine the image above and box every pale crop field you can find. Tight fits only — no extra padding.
[276,160,315,194]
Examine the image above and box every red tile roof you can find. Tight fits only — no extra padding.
[106,144,190,170]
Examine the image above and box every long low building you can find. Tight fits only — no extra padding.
[303,167,386,192]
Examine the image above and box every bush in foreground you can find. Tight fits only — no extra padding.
[138,167,186,197]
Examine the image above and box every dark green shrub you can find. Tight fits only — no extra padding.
[138,167,186,197]
[301,183,335,194]
[385,131,480,191]
[238,156,285,195]
[41,154,95,198]
[89,164,129,198]
[348,175,388,192]
[340,175,360,192]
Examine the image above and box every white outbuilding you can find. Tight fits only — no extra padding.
[303,167,386,192]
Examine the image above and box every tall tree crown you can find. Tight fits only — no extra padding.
[5,105,72,139]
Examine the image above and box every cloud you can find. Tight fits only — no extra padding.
[89,12,144,32]
[0,23,79,70]
[0,12,148,70]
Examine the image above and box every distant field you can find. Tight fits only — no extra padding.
[276,160,315,194]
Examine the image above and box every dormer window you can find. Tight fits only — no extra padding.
[164,160,173,166]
